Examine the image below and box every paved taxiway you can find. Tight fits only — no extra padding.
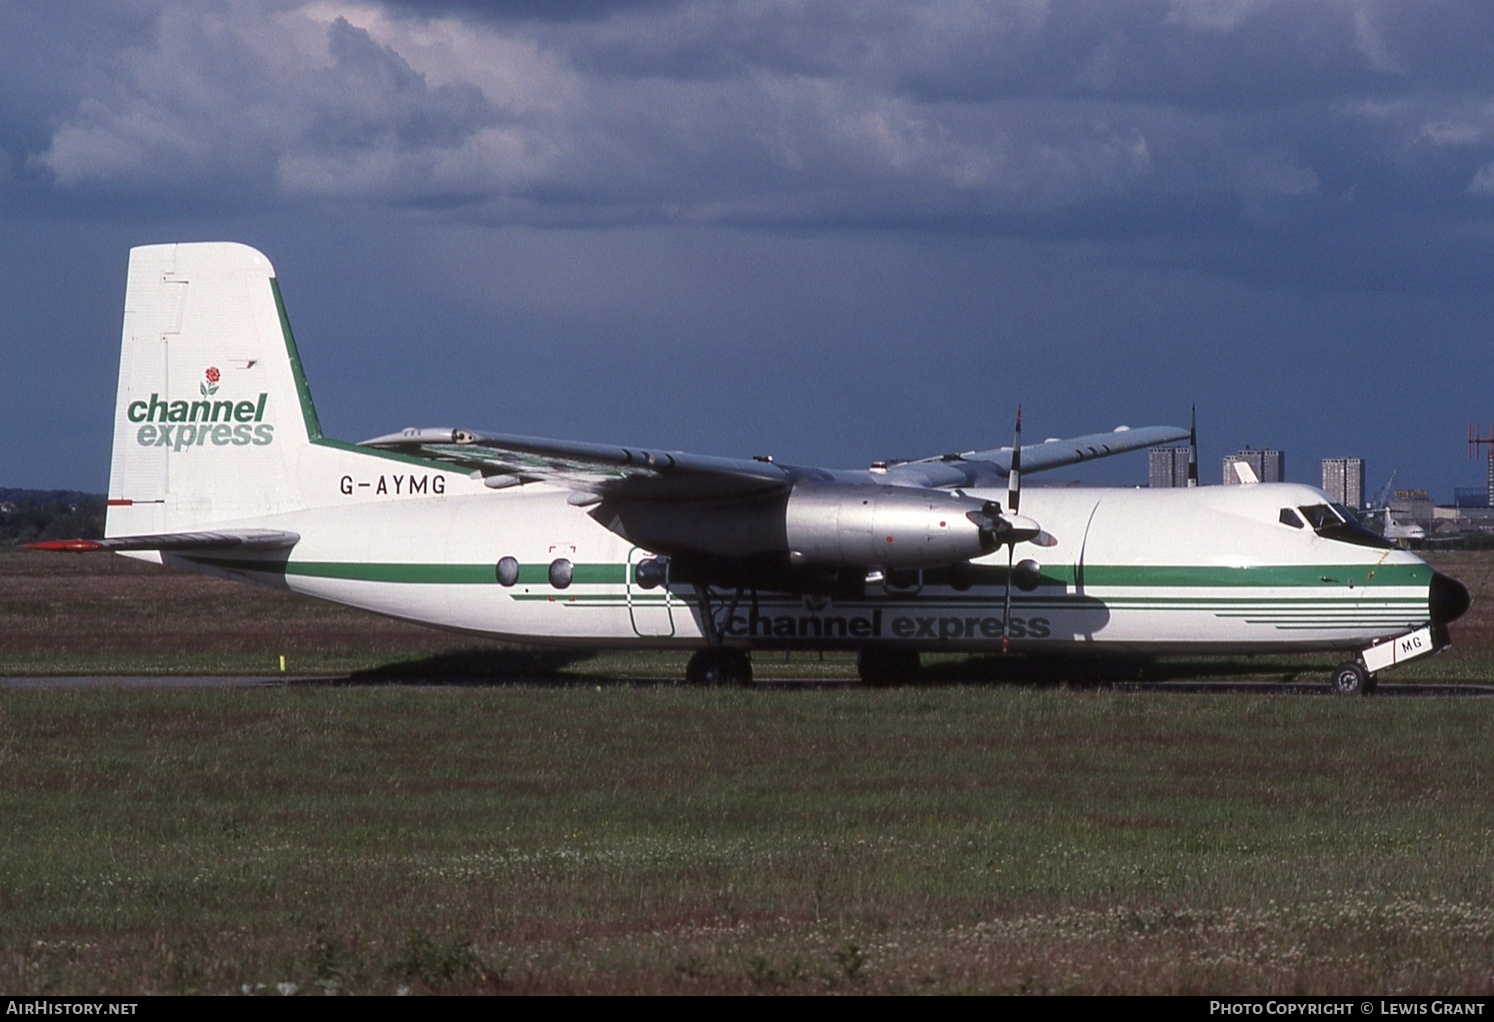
[0,675,289,688]
[2,676,1492,696]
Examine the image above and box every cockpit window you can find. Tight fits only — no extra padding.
[1296,503,1395,549]
[1279,508,1305,529]
[1298,504,1339,529]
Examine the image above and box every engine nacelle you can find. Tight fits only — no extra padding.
[784,482,998,570]
[600,481,1012,580]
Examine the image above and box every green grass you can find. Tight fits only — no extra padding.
[2,550,1493,994]
[0,686,1491,994]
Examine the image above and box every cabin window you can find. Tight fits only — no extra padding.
[495,556,520,586]
[633,558,666,589]
[549,558,574,589]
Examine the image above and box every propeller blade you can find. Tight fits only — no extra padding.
[1008,405,1023,514]
[1000,513,1042,544]
[1003,406,1024,655]
[1001,544,1015,654]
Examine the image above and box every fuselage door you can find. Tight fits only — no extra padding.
[626,547,675,637]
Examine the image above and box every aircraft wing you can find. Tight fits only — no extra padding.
[358,428,791,499]
[359,423,1190,498]
[897,425,1193,481]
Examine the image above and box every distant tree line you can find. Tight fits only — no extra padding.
[0,488,105,547]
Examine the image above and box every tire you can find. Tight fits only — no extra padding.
[685,649,753,687]
[857,648,921,687]
[722,650,753,687]
[1331,661,1372,697]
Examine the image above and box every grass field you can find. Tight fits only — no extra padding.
[1,550,1492,994]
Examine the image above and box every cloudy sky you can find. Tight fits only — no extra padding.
[4,0,1493,498]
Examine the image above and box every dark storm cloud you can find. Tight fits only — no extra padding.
[13,0,1494,268]
[23,8,503,206]
[317,18,494,150]
[4,1,1494,494]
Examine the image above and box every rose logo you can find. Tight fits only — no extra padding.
[201,366,221,397]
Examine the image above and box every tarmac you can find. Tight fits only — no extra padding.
[2,675,1492,696]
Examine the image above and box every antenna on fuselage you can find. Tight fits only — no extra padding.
[1187,403,1198,488]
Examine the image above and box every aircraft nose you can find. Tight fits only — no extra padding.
[1430,571,1471,627]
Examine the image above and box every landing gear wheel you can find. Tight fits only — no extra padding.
[1331,661,1374,697]
[857,648,921,687]
[685,648,753,687]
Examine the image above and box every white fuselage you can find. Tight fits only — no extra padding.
[144,477,1440,657]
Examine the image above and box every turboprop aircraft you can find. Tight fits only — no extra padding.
[32,242,1470,695]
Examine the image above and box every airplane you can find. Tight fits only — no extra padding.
[1373,507,1429,547]
[29,242,1470,696]
[1363,472,1436,547]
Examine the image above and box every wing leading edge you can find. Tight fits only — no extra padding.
[359,428,791,499]
[900,424,1193,482]
[358,423,1190,499]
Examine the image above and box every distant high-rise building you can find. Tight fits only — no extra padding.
[1223,448,1284,485]
[1321,457,1365,509]
[1453,487,1487,509]
[1149,447,1192,488]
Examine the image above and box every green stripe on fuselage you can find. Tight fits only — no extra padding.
[1075,563,1429,588]
[187,558,629,585]
[181,558,1430,590]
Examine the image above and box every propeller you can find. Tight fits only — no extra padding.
[1002,409,1022,652]
[961,406,1053,653]
[961,410,1041,545]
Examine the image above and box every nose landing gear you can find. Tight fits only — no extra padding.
[1331,660,1377,697]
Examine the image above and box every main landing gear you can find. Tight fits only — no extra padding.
[685,582,754,686]
[685,648,754,687]
[1330,660,1378,697]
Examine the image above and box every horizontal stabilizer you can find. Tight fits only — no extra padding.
[26,529,300,553]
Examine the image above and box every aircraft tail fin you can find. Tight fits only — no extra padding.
[106,243,328,538]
